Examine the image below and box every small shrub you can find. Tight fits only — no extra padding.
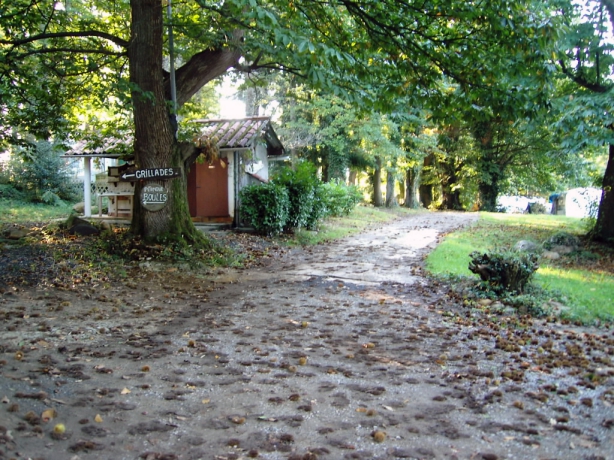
[41,190,64,206]
[305,184,328,230]
[239,183,289,236]
[273,163,319,231]
[528,202,546,214]
[543,231,580,250]
[0,184,27,200]
[6,140,81,202]
[321,181,363,217]
[468,250,539,295]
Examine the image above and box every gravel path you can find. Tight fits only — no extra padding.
[1,211,612,460]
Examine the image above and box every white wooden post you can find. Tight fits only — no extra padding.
[83,157,92,217]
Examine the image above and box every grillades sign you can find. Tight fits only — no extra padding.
[119,167,180,182]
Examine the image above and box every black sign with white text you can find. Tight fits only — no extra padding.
[119,167,180,182]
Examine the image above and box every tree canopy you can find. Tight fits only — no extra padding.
[2,0,611,242]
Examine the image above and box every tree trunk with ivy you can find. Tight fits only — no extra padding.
[372,156,383,207]
[128,0,240,242]
[385,169,398,208]
[594,144,614,244]
[473,120,505,212]
[404,165,421,209]
[439,156,464,210]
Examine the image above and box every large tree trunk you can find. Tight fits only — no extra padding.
[419,154,434,208]
[478,180,500,212]
[348,170,358,185]
[473,120,504,212]
[128,0,198,242]
[419,184,433,208]
[128,0,241,242]
[404,165,421,208]
[372,156,383,207]
[594,143,614,243]
[440,162,463,210]
[385,169,398,208]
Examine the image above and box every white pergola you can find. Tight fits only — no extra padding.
[61,152,124,218]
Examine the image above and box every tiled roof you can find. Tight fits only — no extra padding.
[62,136,134,157]
[61,117,285,158]
[193,116,285,155]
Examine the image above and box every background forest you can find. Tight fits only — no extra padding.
[1,0,613,243]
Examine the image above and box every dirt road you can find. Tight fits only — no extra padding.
[1,211,612,460]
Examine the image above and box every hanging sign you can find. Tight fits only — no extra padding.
[141,184,169,212]
[119,167,180,182]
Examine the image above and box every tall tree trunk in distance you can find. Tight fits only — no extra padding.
[372,156,383,207]
[440,158,463,210]
[594,144,614,244]
[419,183,433,208]
[348,170,358,186]
[398,179,406,206]
[385,169,398,208]
[473,120,503,212]
[404,165,421,208]
[243,86,259,116]
[128,0,200,242]
[419,154,434,208]
[478,178,501,212]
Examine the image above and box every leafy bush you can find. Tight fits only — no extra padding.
[273,163,319,231]
[468,250,539,295]
[6,140,81,202]
[41,190,65,206]
[239,183,289,236]
[543,231,580,249]
[0,184,27,200]
[321,181,363,217]
[240,163,363,235]
[528,202,546,214]
[305,183,328,230]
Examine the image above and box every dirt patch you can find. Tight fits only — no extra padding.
[1,211,613,460]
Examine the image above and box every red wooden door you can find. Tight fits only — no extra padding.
[193,159,229,217]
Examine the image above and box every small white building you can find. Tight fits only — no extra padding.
[189,116,285,226]
[61,117,286,224]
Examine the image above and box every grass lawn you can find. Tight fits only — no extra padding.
[0,198,76,224]
[284,205,416,246]
[426,212,614,323]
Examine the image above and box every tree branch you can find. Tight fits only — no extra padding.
[0,31,129,49]
[11,47,127,58]
[170,47,242,108]
[558,59,611,93]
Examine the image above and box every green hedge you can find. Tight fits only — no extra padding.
[274,163,319,231]
[239,183,289,236]
[321,181,363,217]
[239,163,363,236]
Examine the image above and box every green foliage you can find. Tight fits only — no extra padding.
[0,184,27,201]
[543,231,580,249]
[273,163,320,231]
[240,163,362,235]
[6,141,80,202]
[305,183,328,231]
[239,183,289,236]
[427,212,614,322]
[469,250,539,295]
[320,181,363,217]
[529,202,547,214]
[41,190,64,207]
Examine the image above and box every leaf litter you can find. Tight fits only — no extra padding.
[0,212,612,459]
